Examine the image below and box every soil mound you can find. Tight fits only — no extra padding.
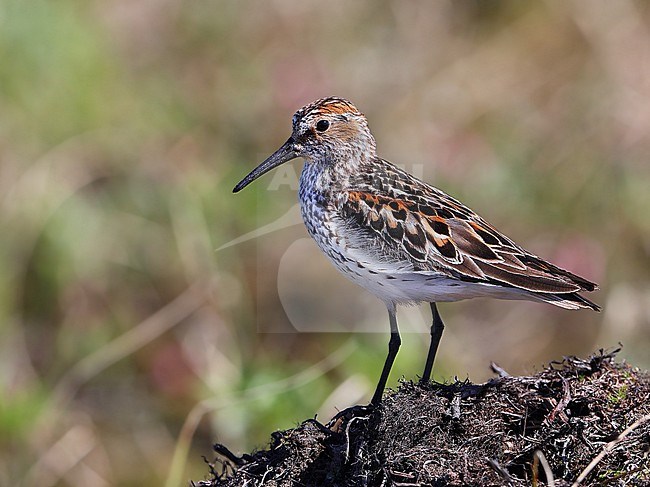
[197,350,650,486]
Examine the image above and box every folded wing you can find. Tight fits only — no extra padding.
[342,188,599,310]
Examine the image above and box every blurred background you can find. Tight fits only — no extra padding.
[2,0,650,485]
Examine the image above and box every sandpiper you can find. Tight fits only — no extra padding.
[233,97,599,405]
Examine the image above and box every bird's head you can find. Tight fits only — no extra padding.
[234,97,376,193]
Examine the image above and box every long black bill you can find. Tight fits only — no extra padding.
[233,138,298,193]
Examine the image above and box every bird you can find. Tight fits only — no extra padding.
[233,96,600,405]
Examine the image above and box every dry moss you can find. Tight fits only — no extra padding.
[196,350,650,486]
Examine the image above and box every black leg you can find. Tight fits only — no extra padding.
[371,305,400,405]
[421,302,445,384]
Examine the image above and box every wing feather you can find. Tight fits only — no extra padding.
[342,187,597,297]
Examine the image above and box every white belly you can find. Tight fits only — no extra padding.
[323,250,532,306]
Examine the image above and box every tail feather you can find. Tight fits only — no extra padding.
[519,254,599,292]
[535,291,601,311]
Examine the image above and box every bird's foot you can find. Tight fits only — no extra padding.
[325,403,377,434]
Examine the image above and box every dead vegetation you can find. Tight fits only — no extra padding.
[196,350,650,486]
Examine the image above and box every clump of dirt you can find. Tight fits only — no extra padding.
[196,350,650,486]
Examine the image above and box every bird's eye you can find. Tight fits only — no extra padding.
[315,119,330,132]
